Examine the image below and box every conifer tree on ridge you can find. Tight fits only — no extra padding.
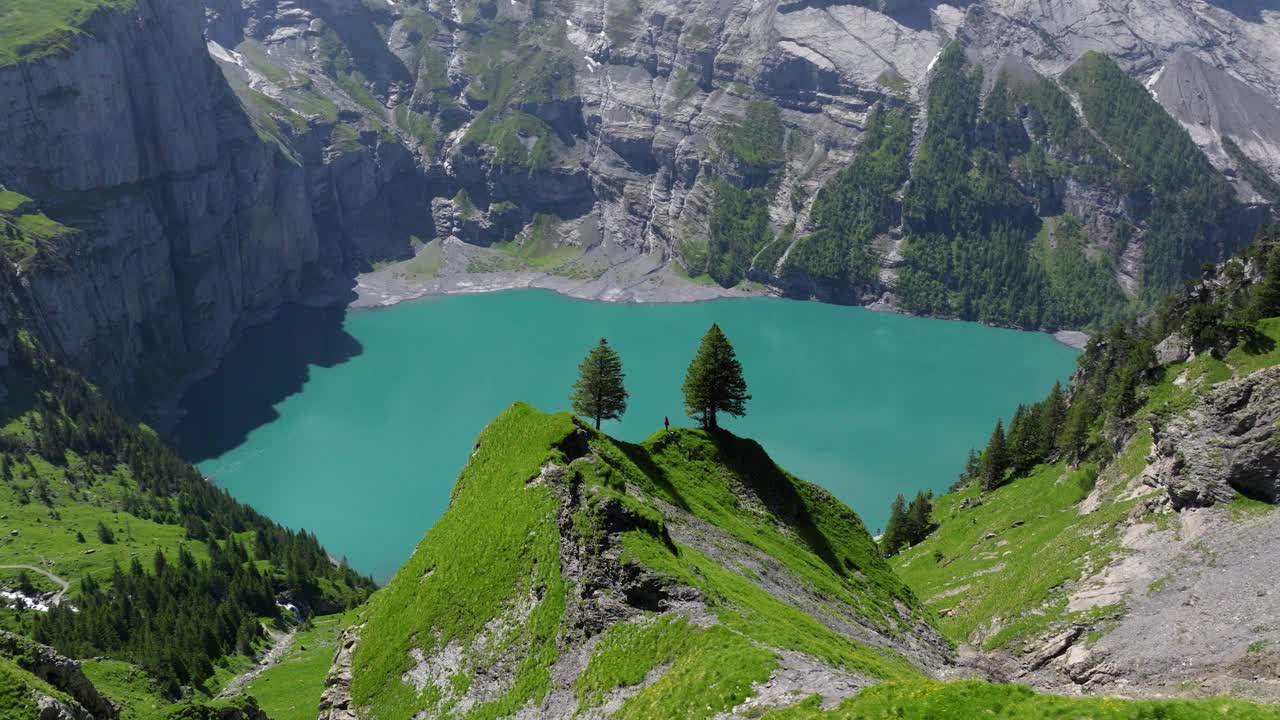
[570,338,629,430]
[682,323,751,430]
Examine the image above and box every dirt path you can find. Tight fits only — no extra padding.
[217,626,296,699]
[0,564,70,606]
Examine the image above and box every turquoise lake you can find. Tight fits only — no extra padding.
[175,290,1078,581]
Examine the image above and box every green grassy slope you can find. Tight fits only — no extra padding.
[352,404,577,718]
[246,615,347,720]
[352,403,930,719]
[894,316,1280,652]
[0,191,78,270]
[0,292,372,706]
[0,0,135,67]
[350,403,1280,718]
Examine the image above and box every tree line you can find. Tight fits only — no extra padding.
[882,228,1280,556]
[569,323,751,431]
[34,541,272,695]
[0,320,376,694]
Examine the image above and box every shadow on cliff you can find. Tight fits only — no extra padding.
[172,302,363,463]
[704,430,849,578]
[775,0,972,31]
[311,5,413,92]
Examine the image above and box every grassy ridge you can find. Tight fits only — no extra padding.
[0,0,135,67]
[352,404,576,718]
[353,404,926,718]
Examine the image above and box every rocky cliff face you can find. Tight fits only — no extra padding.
[0,0,435,410]
[1145,365,1280,507]
[193,0,1280,319]
[1,0,1278,412]
[0,631,119,720]
[0,0,317,406]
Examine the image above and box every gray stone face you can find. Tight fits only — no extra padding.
[1145,365,1280,507]
[1153,333,1191,366]
[0,631,117,720]
[0,0,433,408]
[0,0,1277,414]
[0,0,319,405]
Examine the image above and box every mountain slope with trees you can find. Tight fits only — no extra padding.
[890,227,1280,698]
[1,0,1275,424]
[0,260,374,711]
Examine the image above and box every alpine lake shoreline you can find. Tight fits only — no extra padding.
[169,258,1083,582]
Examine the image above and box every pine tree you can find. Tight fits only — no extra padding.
[1038,382,1067,457]
[1254,242,1280,319]
[682,324,751,430]
[569,338,629,430]
[981,420,1009,491]
[962,448,977,481]
[905,491,935,544]
[1058,394,1095,463]
[881,494,909,556]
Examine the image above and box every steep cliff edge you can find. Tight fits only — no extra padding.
[0,0,433,413]
[0,0,324,407]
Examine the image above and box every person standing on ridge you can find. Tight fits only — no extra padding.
[664,416,670,433]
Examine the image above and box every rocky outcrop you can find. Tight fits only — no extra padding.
[1144,365,1280,507]
[0,631,118,720]
[318,625,360,720]
[1153,333,1191,366]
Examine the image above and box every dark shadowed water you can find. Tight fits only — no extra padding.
[175,291,1077,580]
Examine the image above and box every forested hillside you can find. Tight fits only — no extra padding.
[0,263,374,709]
[777,46,1260,332]
[890,226,1280,696]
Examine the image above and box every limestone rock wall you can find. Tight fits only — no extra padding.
[1145,365,1280,507]
[0,0,433,409]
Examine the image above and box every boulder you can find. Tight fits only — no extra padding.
[1144,365,1280,507]
[1154,333,1192,366]
[0,631,118,719]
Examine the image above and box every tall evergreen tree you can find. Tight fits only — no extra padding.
[881,494,909,556]
[1058,395,1095,463]
[981,420,1009,491]
[960,448,982,485]
[905,491,935,543]
[1007,404,1048,478]
[1254,241,1280,319]
[682,324,751,430]
[1038,381,1068,457]
[569,338,629,430]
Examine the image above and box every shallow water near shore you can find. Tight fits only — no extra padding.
[175,290,1077,580]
